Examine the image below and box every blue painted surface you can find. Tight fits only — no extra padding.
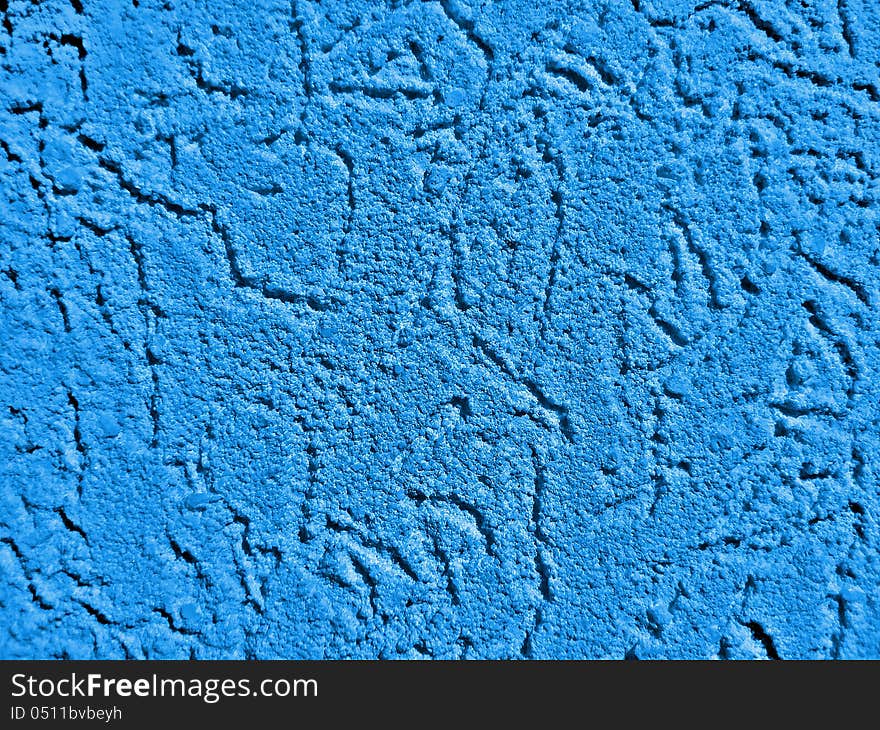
[1,0,879,659]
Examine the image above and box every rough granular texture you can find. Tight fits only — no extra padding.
[1,0,879,660]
